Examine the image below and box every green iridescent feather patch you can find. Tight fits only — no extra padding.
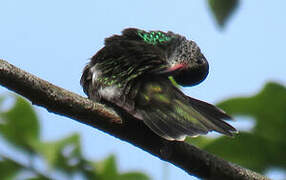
[137,30,172,45]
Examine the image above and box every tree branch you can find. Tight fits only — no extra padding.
[0,59,269,180]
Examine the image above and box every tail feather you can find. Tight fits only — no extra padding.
[187,97,237,135]
[188,97,232,120]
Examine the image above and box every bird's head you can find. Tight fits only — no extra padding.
[166,38,209,86]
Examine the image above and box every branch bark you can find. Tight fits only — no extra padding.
[0,59,269,180]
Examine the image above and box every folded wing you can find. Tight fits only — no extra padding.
[135,78,237,141]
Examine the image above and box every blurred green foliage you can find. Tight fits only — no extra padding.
[0,96,39,153]
[187,82,286,174]
[0,95,150,180]
[208,0,239,28]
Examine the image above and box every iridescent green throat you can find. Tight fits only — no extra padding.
[137,30,172,45]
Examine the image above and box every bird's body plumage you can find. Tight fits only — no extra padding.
[81,28,237,141]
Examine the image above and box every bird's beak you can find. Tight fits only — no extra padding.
[156,63,188,75]
[164,64,186,72]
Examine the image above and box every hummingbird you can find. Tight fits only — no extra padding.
[81,28,237,141]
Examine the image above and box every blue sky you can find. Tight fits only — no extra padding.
[1,0,286,179]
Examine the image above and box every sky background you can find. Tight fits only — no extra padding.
[1,0,286,179]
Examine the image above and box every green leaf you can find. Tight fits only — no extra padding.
[191,82,286,173]
[26,177,51,180]
[0,157,22,179]
[208,0,239,28]
[218,82,286,143]
[33,133,82,173]
[86,155,150,180]
[118,172,150,180]
[94,155,118,180]
[203,133,275,172]
[0,95,40,153]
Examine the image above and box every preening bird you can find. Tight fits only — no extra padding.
[81,28,237,141]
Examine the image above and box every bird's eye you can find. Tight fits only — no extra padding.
[196,59,203,64]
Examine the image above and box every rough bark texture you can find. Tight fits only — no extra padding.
[0,59,269,180]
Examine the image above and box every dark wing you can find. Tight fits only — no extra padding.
[135,78,237,141]
[81,28,174,115]
[85,28,184,87]
[93,29,170,82]
[82,28,181,100]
